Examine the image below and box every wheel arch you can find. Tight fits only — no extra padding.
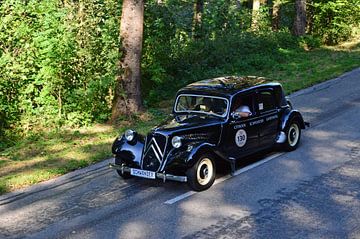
[281,110,306,131]
[186,143,218,168]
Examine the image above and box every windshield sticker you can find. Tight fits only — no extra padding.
[235,129,247,147]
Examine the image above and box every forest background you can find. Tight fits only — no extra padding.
[0,0,359,193]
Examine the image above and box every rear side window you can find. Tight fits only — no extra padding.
[258,90,276,112]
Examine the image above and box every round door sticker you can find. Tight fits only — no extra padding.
[235,129,247,147]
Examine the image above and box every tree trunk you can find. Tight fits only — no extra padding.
[235,0,241,10]
[272,0,281,31]
[251,0,261,30]
[293,0,307,36]
[306,0,314,34]
[192,0,204,39]
[111,0,144,121]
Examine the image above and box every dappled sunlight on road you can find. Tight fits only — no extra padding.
[282,202,325,230]
[118,221,150,239]
[279,158,304,179]
[181,194,251,219]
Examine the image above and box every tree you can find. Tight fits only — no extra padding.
[111,0,144,121]
[272,0,281,31]
[192,0,204,39]
[293,0,307,36]
[251,0,261,30]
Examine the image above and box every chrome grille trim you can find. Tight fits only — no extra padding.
[141,133,168,171]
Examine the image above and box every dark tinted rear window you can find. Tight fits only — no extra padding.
[258,90,276,112]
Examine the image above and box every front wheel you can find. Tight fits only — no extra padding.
[116,169,132,179]
[186,155,216,191]
[283,121,301,151]
[115,157,132,179]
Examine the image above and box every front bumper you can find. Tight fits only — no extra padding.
[109,163,187,183]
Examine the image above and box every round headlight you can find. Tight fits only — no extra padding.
[171,136,182,148]
[124,129,135,142]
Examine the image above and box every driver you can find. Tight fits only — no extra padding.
[200,97,213,112]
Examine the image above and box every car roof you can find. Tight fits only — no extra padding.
[177,76,281,98]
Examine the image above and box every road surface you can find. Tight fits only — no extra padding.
[0,68,360,239]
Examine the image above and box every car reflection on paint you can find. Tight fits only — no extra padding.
[110,76,308,191]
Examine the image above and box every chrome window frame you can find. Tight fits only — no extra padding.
[174,94,230,118]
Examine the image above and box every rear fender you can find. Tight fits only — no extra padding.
[281,110,306,130]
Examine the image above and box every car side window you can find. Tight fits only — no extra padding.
[231,94,255,119]
[258,90,276,113]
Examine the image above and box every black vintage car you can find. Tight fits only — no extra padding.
[110,76,307,191]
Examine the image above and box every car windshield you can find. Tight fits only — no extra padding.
[175,94,228,117]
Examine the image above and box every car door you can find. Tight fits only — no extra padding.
[223,93,259,159]
[256,88,280,147]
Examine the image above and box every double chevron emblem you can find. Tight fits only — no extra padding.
[143,137,164,164]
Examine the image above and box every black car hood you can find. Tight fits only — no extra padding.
[153,114,224,134]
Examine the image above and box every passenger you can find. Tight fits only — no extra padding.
[235,105,252,118]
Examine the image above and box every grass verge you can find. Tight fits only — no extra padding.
[0,38,359,195]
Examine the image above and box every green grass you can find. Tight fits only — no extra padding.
[0,38,359,195]
[256,42,360,95]
[0,111,167,195]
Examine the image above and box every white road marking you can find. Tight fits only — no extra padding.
[164,152,285,205]
[164,191,197,205]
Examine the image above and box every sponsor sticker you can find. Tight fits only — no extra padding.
[259,103,264,110]
[266,115,278,121]
[250,119,264,126]
[234,123,246,129]
[235,129,247,147]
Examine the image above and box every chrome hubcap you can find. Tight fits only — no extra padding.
[288,123,300,147]
[197,158,213,186]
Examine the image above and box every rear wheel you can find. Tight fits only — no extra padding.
[186,154,216,191]
[283,120,301,151]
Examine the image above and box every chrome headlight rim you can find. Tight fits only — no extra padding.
[171,136,182,148]
[124,129,136,142]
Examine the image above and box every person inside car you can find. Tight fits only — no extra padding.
[235,105,252,118]
[232,97,253,118]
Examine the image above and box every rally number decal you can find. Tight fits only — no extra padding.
[235,129,247,147]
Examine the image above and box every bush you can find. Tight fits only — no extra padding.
[299,35,322,49]
[310,0,360,45]
[0,0,120,139]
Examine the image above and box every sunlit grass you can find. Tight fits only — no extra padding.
[0,38,359,195]
[0,112,167,195]
[267,37,360,94]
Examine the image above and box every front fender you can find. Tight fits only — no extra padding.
[281,110,306,131]
[161,142,216,174]
[186,142,217,167]
[112,135,145,168]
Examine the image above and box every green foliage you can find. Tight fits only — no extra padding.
[0,0,358,150]
[0,0,120,145]
[310,0,360,44]
[299,35,322,49]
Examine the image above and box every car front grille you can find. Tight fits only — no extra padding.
[141,133,168,172]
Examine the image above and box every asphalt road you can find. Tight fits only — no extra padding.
[0,68,360,239]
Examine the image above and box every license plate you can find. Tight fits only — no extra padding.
[130,168,156,179]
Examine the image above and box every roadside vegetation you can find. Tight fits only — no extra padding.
[1,38,359,195]
[0,0,359,194]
